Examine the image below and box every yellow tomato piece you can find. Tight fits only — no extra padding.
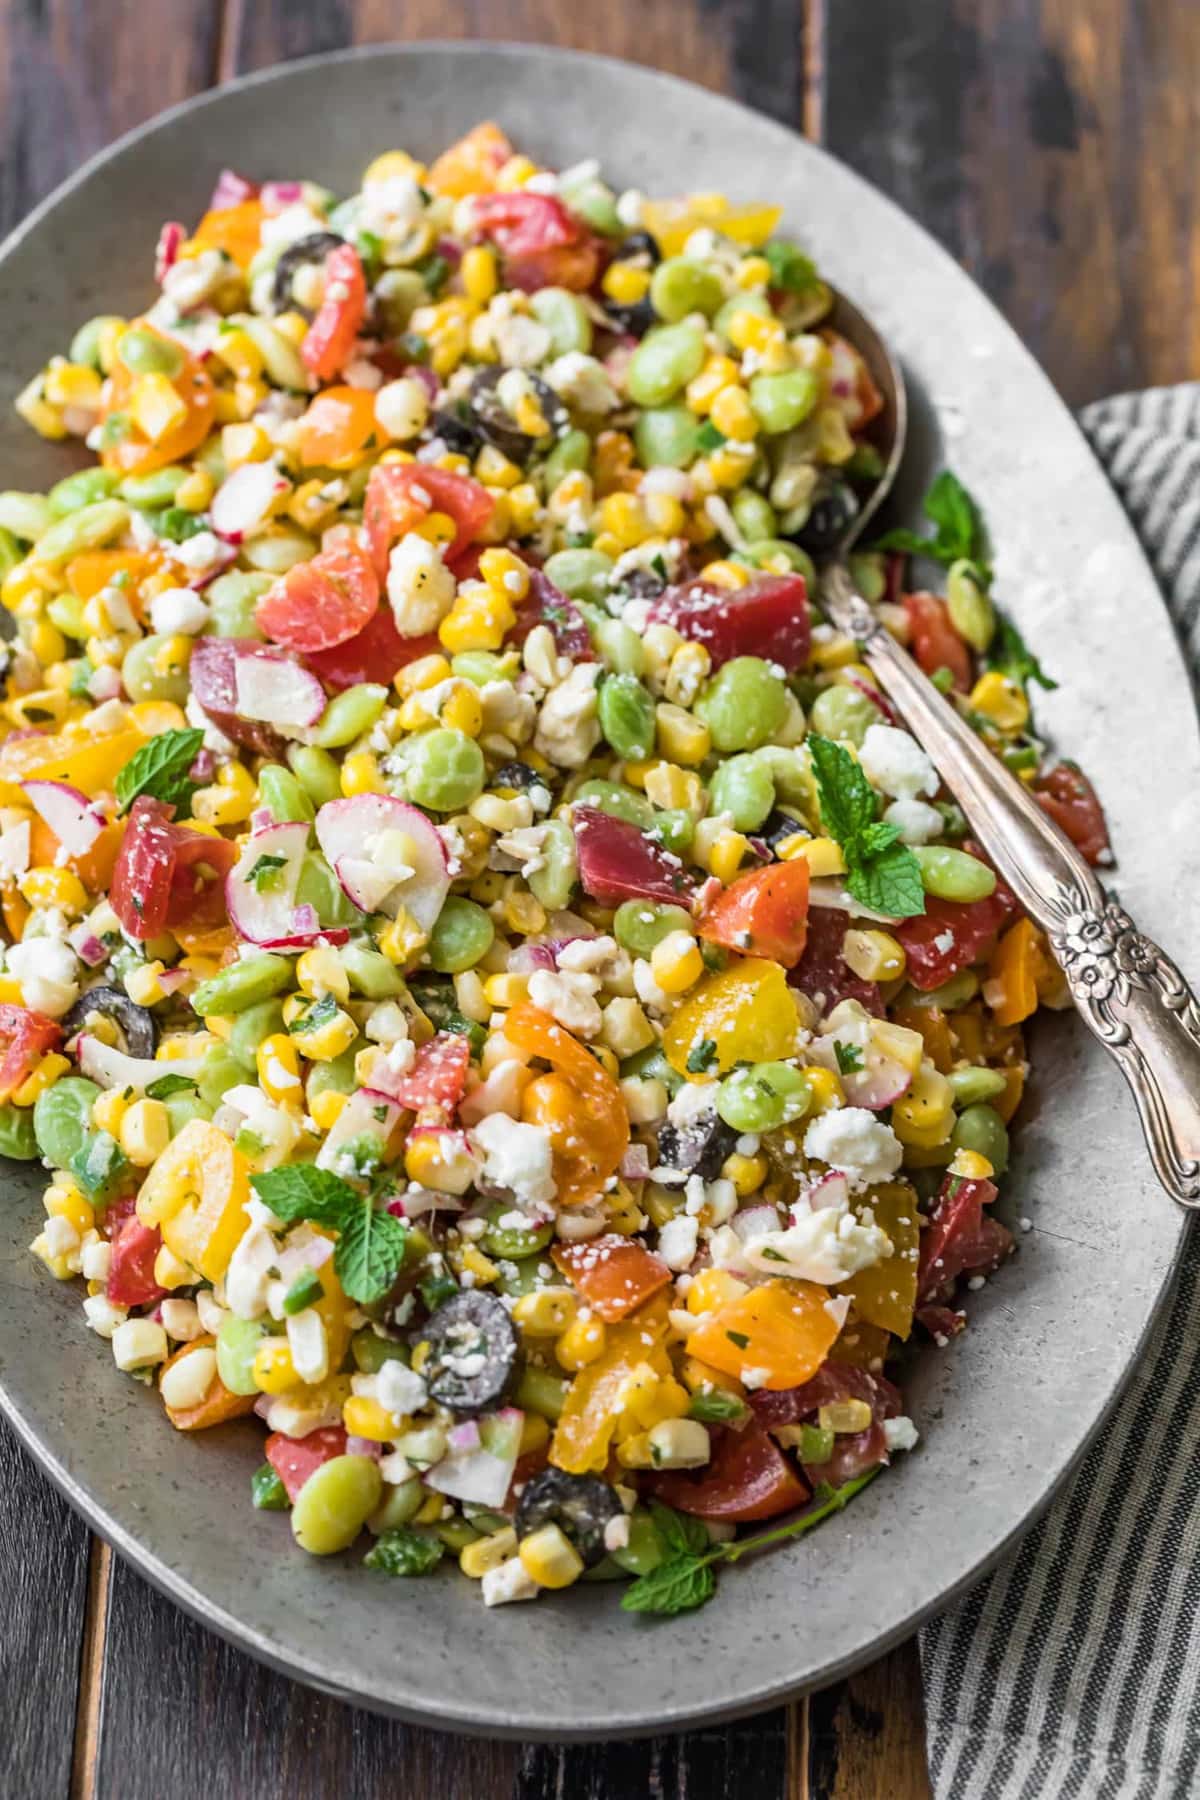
[829,1317,892,1371]
[0,724,145,808]
[309,1223,351,1373]
[987,917,1041,1027]
[642,197,783,258]
[842,1181,921,1339]
[663,957,802,1078]
[135,1119,251,1282]
[550,1297,671,1476]
[686,1279,838,1391]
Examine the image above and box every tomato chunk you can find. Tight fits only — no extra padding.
[363,463,494,579]
[107,1215,167,1308]
[369,1032,471,1117]
[505,1001,629,1209]
[650,1418,810,1522]
[303,611,439,693]
[903,591,972,691]
[293,386,380,467]
[265,1426,349,1502]
[788,905,883,1016]
[552,1235,672,1323]
[0,1004,62,1104]
[257,541,379,654]
[751,1363,901,1486]
[573,806,697,907]
[301,244,367,382]
[472,193,604,293]
[687,1279,839,1391]
[110,797,236,941]
[510,569,594,660]
[893,891,1016,992]
[700,860,810,966]
[648,573,810,672]
[1033,762,1111,866]
[917,1170,1012,1312]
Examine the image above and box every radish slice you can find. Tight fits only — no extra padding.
[233,648,326,728]
[316,1088,402,1175]
[79,1033,205,1091]
[211,461,290,542]
[807,877,901,926]
[0,818,31,883]
[226,820,327,948]
[22,780,105,858]
[315,795,449,929]
[425,1406,523,1507]
[806,1001,923,1110]
[801,1170,853,1213]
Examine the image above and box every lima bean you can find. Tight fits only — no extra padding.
[291,1455,383,1555]
[191,954,293,1017]
[914,845,997,903]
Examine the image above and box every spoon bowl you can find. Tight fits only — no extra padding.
[826,286,908,554]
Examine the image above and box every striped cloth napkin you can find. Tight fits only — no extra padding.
[919,387,1200,1800]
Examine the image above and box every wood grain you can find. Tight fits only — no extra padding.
[802,1643,932,1800]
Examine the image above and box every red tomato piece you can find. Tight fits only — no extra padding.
[107,1216,167,1308]
[300,244,367,382]
[472,193,603,293]
[510,569,594,660]
[1033,762,1111,866]
[303,611,439,693]
[917,1170,1012,1311]
[371,1032,471,1116]
[257,542,380,654]
[700,860,810,966]
[110,797,236,941]
[894,891,1015,992]
[788,906,883,1016]
[573,806,697,908]
[362,463,494,580]
[265,1426,349,1503]
[0,1004,63,1103]
[650,1418,810,1522]
[750,1363,901,1487]
[903,591,972,691]
[648,573,811,672]
[551,1235,672,1323]
[99,1195,137,1241]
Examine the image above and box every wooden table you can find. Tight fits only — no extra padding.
[1,2,1189,1795]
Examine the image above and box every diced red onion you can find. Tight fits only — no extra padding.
[209,169,259,210]
[620,1143,652,1181]
[155,221,185,283]
[346,1435,384,1461]
[67,926,107,967]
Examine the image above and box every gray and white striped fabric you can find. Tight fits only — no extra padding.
[919,386,1200,1800]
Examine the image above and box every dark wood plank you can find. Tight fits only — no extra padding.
[802,1642,931,1800]
[0,1421,91,1799]
[824,0,1200,405]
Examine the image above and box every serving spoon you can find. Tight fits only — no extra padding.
[816,288,1200,1206]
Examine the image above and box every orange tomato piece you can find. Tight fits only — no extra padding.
[100,336,215,476]
[987,917,1041,1026]
[186,199,265,270]
[687,1279,839,1391]
[171,922,235,959]
[552,1235,672,1323]
[992,1064,1026,1125]
[550,1296,671,1475]
[294,385,380,467]
[29,813,124,894]
[301,243,367,382]
[662,957,803,1078]
[699,860,810,967]
[893,1002,954,1074]
[66,549,154,606]
[842,1181,920,1339]
[0,724,146,806]
[428,122,514,196]
[505,1002,629,1208]
[160,1338,257,1432]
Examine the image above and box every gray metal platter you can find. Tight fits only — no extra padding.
[0,42,1195,1742]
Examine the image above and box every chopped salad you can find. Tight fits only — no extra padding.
[0,123,1112,1612]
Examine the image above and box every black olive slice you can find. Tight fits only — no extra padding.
[467,367,569,464]
[270,232,347,316]
[429,407,482,456]
[656,1107,738,1181]
[514,1467,623,1568]
[61,985,157,1059]
[419,1290,519,1415]
[794,480,860,555]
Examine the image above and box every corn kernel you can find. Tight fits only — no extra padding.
[842,928,907,983]
[726,308,785,354]
[221,422,271,470]
[502,889,546,936]
[124,960,166,1007]
[395,653,452,697]
[15,375,66,441]
[253,1338,300,1394]
[378,909,429,965]
[482,972,529,1010]
[30,1230,74,1279]
[45,1180,95,1235]
[519,1522,584,1589]
[653,702,710,767]
[801,1067,844,1115]
[153,1244,194,1290]
[289,1004,358,1062]
[257,1033,302,1106]
[710,384,758,442]
[92,1088,130,1137]
[340,750,384,797]
[892,1061,955,1146]
[440,683,484,738]
[602,262,652,305]
[686,354,741,415]
[948,1146,995,1181]
[497,153,539,189]
[18,865,89,914]
[708,829,750,885]
[970,670,1029,732]
[460,1527,518,1579]
[309,1089,348,1132]
[11,1051,70,1108]
[722,1151,768,1196]
[707,442,757,489]
[555,1314,608,1371]
[131,373,187,442]
[460,244,499,305]
[597,492,650,550]
[343,1395,399,1442]
[735,255,772,289]
[512,1289,576,1337]
[473,444,522,489]
[650,931,703,996]
[783,834,846,877]
[296,945,350,1003]
[44,361,103,410]
[119,1098,171,1168]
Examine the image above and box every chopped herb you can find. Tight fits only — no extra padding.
[144,1073,198,1101]
[696,419,726,452]
[763,238,819,295]
[988,614,1057,694]
[281,1268,324,1315]
[797,1424,834,1464]
[152,506,208,544]
[686,1038,718,1074]
[725,1329,751,1350]
[251,1464,290,1510]
[686,1389,749,1425]
[248,852,288,892]
[288,992,339,1034]
[834,1041,864,1075]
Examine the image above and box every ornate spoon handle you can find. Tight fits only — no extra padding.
[822,563,1200,1206]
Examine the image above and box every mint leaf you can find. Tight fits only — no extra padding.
[857,819,900,858]
[115,727,205,817]
[873,469,989,577]
[871,526,941,559]
[251,1166,358,1229]
[647,1498,709,1558]
[807,733,875,846]
[621,1555,716,1617]
[847,842,925,918]
[334,1198,409,1305]
[144,1073,198,1100]
[764,239,818,296]
[989,615,1057,693]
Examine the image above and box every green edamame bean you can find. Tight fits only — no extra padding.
[232,314,310,391]
[709,753,776,832]
[541,429,592,493]
[48,469,119,518]
[527,816,578,911]
[529,287,593,356]
[731,489,778,543]
[307,1049,360,1107]
[291,1455,383,1555]
[573,778,654,828]
[714,291,771,340]
[495,1254,556,1298]
[352,1328,411,1373]
[342,944,404,1000]
[597,672,656,761]
[33,1076,100,1168]
[69,315,124,371]
[118,467,189,511]
[204,571,271,640]
[196,1047,244,1112]
[561,178,621,236]
[611,1507,667,1577]
[310,683,387,749]
[163,1089,212,1135]
[116,327,185,378]
[30,500,129,568]
[295,854,359,929]
[121,632,191,705]
[515,1365,568,1422]
[946,558,996,654]
[191,954,293,1018]
[650,257,724,323]
[652,808,693,855]
[451,650,520,687]
[229,999,287,1073]
[914,845,997,903]
[216,1317,268,1396]
[543,548,613,606]
[479,1199,554,1261]
[369,1477,425,1534]
[900,969,980,1011]
[401,728,485,811]
[0,493,52,542]
[742,539,816,583]
[809,683,879,747]
[0,1104,38,1160]
[431,1517,479,1553]
[947,1066,1009,1107]
[287,745,342,809]
[848,550,887,603]
[257,763,315,824]
[613,901,694,957]
[950,1103,1009,1175]
[243,529,317,575]
[695,656,789,752]
[595,617,645,676]
[633,405,700,470]
[626,324,707,407]
[427,896,494,974]
[717,1061,810,1133]
[749,369,820,435]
